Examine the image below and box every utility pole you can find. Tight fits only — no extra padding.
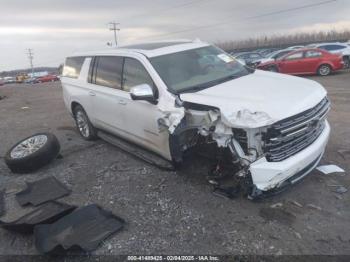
[108,22,120,47]
[27,49,34,78]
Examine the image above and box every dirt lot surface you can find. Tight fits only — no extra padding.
[0,71,349,255]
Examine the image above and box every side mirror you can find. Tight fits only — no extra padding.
[130,84,157,104]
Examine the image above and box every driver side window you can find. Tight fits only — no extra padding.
[122,58,154,92]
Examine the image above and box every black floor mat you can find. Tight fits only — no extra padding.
[16,176,70,206]
[34,204,125,253]
[0,201,76,233]
[0,190,4,217]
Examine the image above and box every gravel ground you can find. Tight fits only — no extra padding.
[0,71,349,256]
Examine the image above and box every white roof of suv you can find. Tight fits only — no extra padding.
[74,40,210,58]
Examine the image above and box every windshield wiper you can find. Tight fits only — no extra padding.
[180,74,241,93]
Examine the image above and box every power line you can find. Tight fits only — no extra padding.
[121,0,210,22]
[27,48,34,77]
[142,0,338,40]
[108,21,120,46]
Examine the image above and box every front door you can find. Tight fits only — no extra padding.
[117,57,171,159]
[279,51,304,74]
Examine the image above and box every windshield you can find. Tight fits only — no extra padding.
[150,46,252,94]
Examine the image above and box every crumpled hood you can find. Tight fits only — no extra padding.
[180,70,327,128]
[257,58,274,64]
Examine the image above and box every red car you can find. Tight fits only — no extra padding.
[34,75,60,83]
[257,48,344,76]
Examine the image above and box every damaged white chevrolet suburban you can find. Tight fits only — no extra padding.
[61,40,330,199]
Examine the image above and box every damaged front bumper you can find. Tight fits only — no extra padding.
[249,120,330,198]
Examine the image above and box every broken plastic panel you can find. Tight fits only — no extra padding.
[316,165,345,175]
[0,201,75,234]
[34,204,125,253]
[16,176,70,206]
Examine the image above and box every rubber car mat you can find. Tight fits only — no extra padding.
[0,190,4,217]
[16,176,70,206]
[34,204,125,253]
[0,201,76,234]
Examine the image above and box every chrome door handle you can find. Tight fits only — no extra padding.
[88,91,96,96]
[118,100,127,105]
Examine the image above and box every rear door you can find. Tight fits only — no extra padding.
[279,51,304,74]
[303,50,323,73]
[87,56,125,135]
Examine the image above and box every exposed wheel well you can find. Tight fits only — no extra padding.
[71,101,81,114]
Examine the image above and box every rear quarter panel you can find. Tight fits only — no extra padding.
[61,58,93,118]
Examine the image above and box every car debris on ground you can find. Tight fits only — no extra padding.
[16,176,71,206]
[34,204,125,254]
[331,185,348,194]
[306,204,323,211]
[316,164,345,175]
[0,201,75,234]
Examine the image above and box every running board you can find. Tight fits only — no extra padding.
[97,131,175,171]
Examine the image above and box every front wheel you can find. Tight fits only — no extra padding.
[73,105,97,141]
[317,64,332,76]
[267,65,279,72]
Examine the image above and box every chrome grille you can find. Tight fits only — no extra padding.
[263,97,330,162]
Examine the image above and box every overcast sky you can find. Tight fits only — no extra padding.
[0,0,349,71]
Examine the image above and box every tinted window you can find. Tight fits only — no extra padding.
[305,50,322,58]
[285,52,303,60]
[122,58,154,92]
[95,56,123,89]
[273,51,291,59]
[63,57,86,78]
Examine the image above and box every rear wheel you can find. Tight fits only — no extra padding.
[317,64,332,76]
[73,105,97,140]
[343,57,350,69]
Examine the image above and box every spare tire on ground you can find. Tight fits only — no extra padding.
[5,133,60,174]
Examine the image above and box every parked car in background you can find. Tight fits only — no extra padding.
[34,75,60,83]
[257,48,344,76]
[252,49,293,67]
[233,52,264,67]
[0,79,4,86]
[3,77,16,84]
[24,77,38,84]
[256,48,280,57]
[61,40,331,198]
[286,45,304,50]
[308,42,350,68]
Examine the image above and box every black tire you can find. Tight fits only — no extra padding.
[317,64,332,76]
[343,57,350,69]
[73,105,97,141]
[268,65,279,72]
[5,133,61,174]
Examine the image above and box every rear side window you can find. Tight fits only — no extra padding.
[122,58,154,92]
[305,51,322,58]
[94,56,123,89]
[63,57,86,78]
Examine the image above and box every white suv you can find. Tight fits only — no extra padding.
[61,40,330,198]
